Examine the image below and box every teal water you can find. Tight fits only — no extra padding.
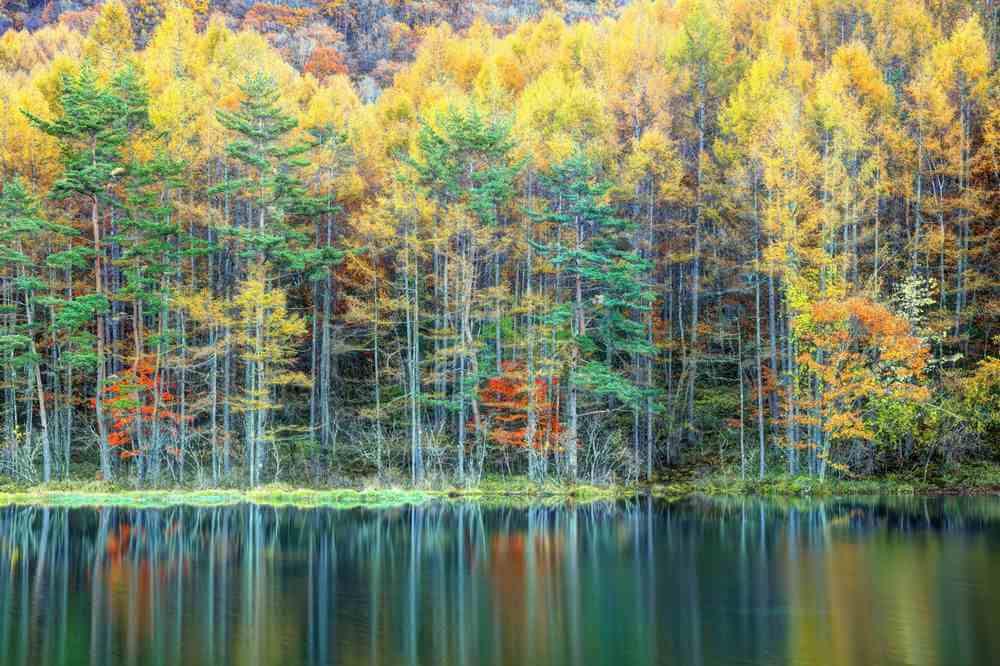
[1,497,999,665]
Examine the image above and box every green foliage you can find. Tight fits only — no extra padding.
[0,334,31,356]
[112,153,186,310]
[533,151,657,410]
[0,179,47,267]
[52,294,110,331]
[410,104,522,226]
[24,61,146,203]
[213,72,337,272]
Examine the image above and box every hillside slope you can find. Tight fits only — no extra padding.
[1,0,616,89]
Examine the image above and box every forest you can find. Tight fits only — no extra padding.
[0,0,998,490]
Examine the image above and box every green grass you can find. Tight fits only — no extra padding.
[2,465,997,509]
[0,488,429,509]
[0,477,636,509]
[651,476,912,498]
[653,465,1000,499]
[439,476,634,501]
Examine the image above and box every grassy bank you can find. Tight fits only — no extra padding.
[652,462,1000,498]
[0,485,428,509]
[2,465,998,508]
[0,477,634,509]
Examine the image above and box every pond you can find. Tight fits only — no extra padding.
[1,496,998,666]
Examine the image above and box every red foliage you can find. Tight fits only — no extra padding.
[101,359,183,459]
[479,361,563,451]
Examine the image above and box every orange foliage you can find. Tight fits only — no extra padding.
[479,361,562,451]
[798,296,930,443]
[242,4,317,32]
[304,46,348,81]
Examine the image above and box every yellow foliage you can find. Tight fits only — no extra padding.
[515,68,613,168]
[0,71,60,184]
[83,0,133,68]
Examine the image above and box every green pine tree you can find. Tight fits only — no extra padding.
[212,72,333,269]
[0,179,81,481]
[212,73,338,484]
[24,61,149,481]
[409,104,522,479]
[533,152,658,478]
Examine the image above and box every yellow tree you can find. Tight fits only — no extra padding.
[82,0,134,71]
[927,17,989,341]
[666,0,738,447]
[231,271,310,485]
[720,3,820,477]
[813,42,893,285]
[176,289,234,481]
[906,17,989,343]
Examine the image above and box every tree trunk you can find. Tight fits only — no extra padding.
[91,195,112,482]
[28,305,52,482]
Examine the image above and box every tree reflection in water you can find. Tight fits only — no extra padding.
[1,496,999,666]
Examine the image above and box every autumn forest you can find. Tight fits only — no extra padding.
[1,0,999,490]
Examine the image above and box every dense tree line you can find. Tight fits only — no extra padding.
[1,0,998,487]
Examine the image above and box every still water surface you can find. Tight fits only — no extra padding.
[1,496,998,666]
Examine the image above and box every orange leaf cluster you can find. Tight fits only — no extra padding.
[242,4,316,33]
[797,296,931,443]
[479,361,563,451]
[304,47,348,81]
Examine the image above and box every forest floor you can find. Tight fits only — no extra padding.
[1,463,999,508]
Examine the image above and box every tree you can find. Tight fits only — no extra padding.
[25,61,151,481]
[213,72,318,268]
[663,0,739,450]
[0,179,73,481]
[110,152,186,480]
[408,104,521,480]
[83,0,135,69]
[479,360,562,454]
[101,358,181,464]
[797,296,931,478]
[213,72,335,482]
[185,272,311,486]
[533,152,657,480]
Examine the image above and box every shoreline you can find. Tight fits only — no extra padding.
[2,471,1000,509]
[0,479,633,509]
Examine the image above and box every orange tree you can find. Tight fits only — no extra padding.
[797,296,930,478]
[479,361,562,455]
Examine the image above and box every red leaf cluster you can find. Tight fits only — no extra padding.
[101,359,183,458]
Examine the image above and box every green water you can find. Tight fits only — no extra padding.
[1,497,998,665]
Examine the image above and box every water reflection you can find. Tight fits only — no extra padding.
[1,496,999,666]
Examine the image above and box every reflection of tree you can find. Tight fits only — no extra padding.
[486,511,567,664]
[0,499,999,665]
